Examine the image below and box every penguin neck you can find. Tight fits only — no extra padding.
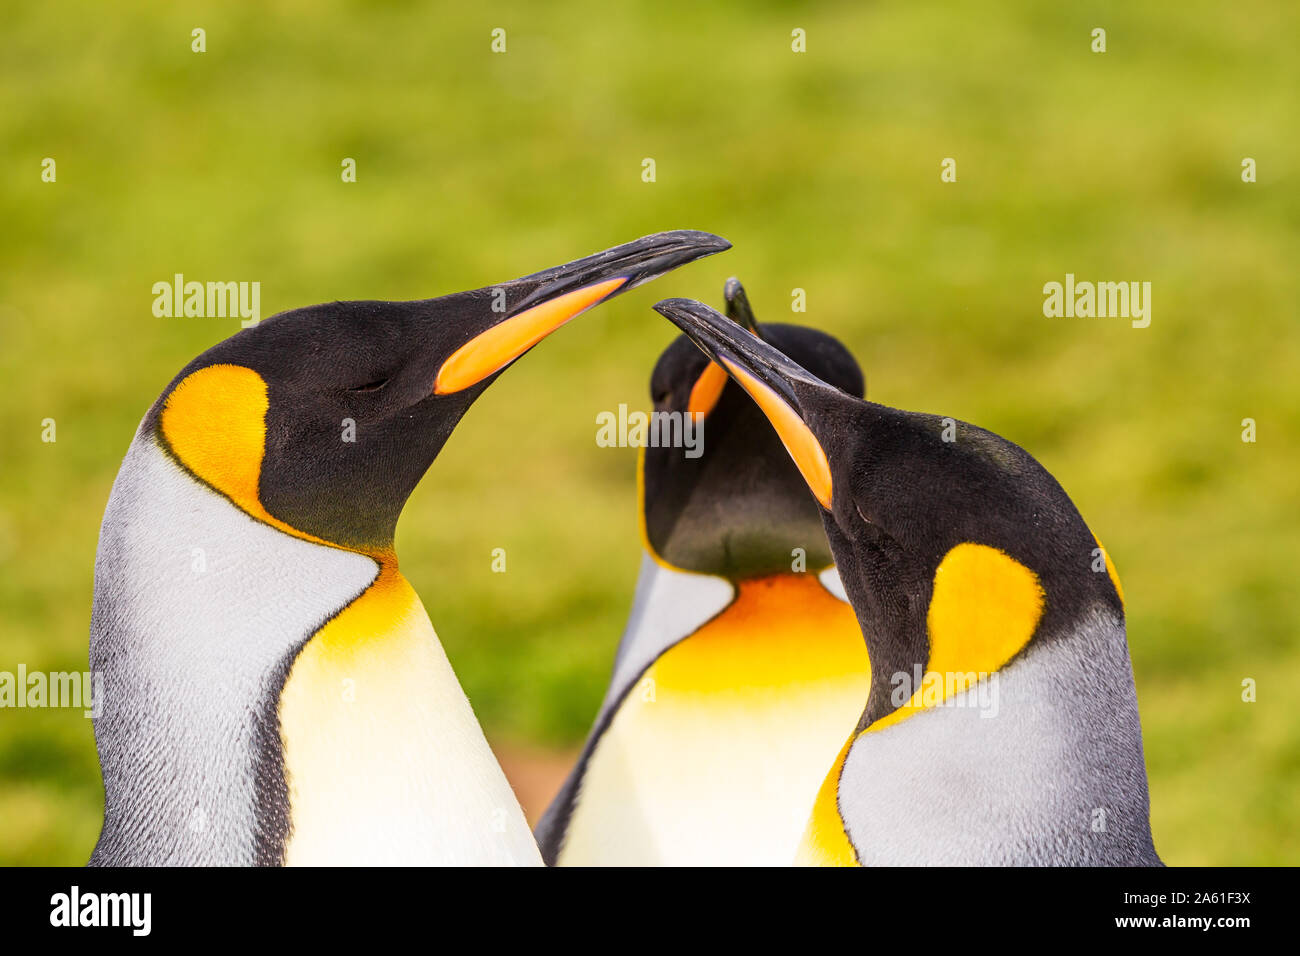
[820,518,931,729]
[89,436,382,864]
[833,604,1157,864]
[637,438,837,578]
[90,434,537,865]
[275,558,540,864]
[252,520,543,862]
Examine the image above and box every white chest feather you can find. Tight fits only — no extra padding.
[278,566,539,865]
[90,436,538,865]
[559,572,869,866]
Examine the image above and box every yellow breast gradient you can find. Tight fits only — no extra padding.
[558,574,870,865]
[278,563,424,863]
[651,575,868,692]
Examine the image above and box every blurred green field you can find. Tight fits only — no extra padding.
[2,1,1297,866]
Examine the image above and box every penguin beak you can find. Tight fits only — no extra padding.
[654,297,838,510]
[434,230,731,394]
[685,276,761,417]
[723,276,760,334]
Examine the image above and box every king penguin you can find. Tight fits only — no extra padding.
[536,280,872,866]
[653,297,1161,866]
[86,230,729,866]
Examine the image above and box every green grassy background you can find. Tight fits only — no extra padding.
[2,1,1296,865]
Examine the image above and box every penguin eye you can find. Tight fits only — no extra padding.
[652,388,670,406]
[347,377,390,393]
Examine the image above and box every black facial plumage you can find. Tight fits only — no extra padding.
[143,231,730,550]
[642,280,864,578]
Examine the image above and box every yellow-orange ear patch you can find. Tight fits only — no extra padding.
[867,542,1044,734]
[161,364,270,519]
[160,364,371,552]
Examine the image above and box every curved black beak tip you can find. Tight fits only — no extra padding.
[618,230,731,291]
[654,295,715,333]
[722,277,759,334]
[518,231,730,310]
[652,296,825,407]
[653,297,734,365]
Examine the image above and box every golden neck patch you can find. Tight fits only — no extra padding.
[866,542,1045,734]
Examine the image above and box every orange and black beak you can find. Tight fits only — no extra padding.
[434,230,731,395]
[654,296,839,510]
[685,276,763,417]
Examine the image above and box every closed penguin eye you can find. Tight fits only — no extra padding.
[347,377,390,393]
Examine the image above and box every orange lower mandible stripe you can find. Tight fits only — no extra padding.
[434,278,626,394]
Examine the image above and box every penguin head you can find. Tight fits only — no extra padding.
[641,279,864,578]
[654,296,1124,721]
[143,231,729,555]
